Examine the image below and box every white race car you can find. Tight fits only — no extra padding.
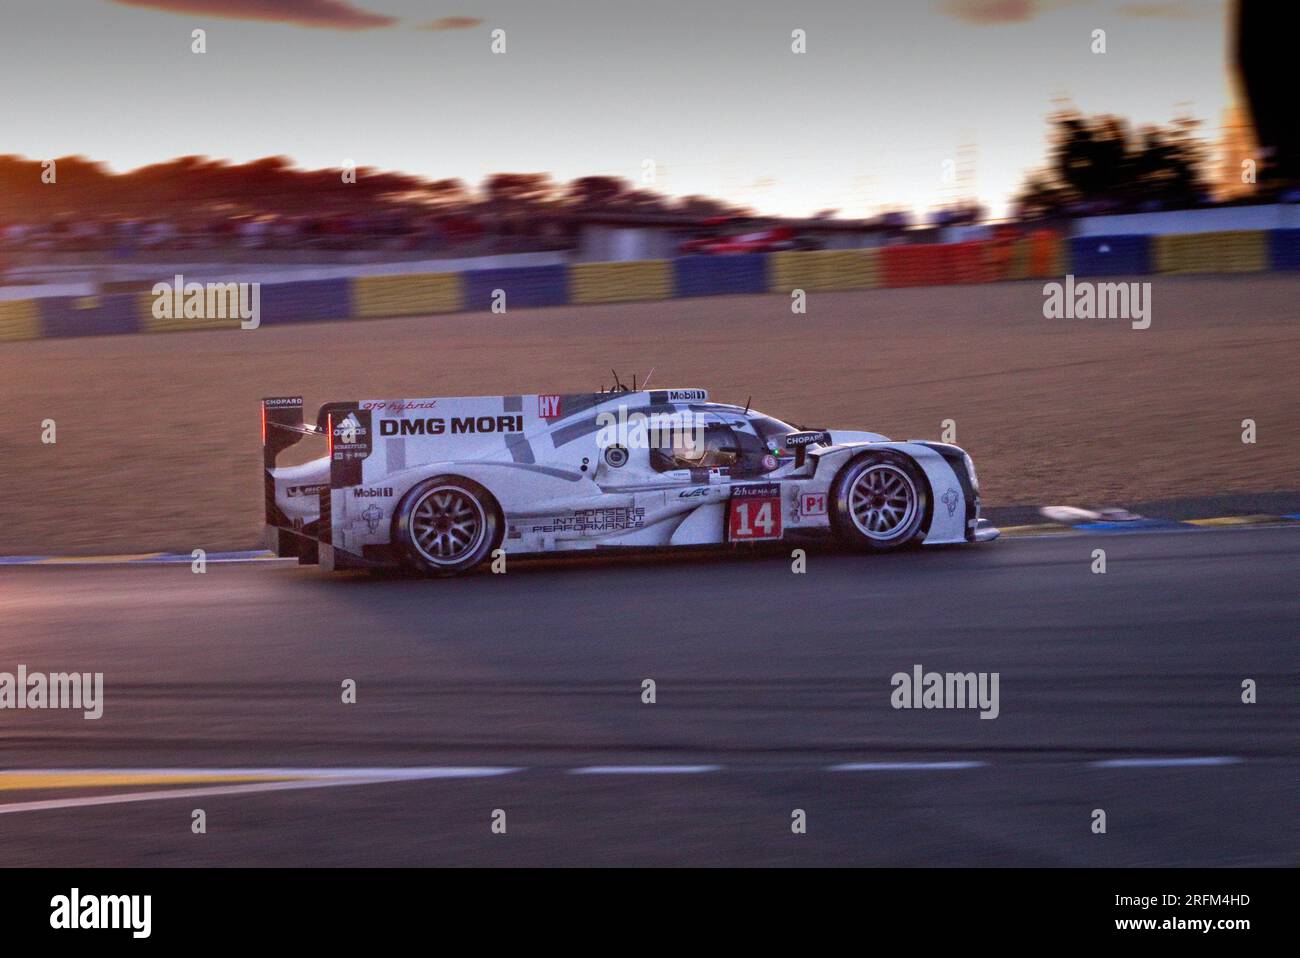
[261,387,998,575]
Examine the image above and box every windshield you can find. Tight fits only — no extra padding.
[749,413,799,449]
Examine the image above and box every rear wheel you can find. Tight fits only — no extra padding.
[393,476,501,576]
[831,453,928,551]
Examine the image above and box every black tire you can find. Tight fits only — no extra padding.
[830,452,928,551]
[392,476,501,576]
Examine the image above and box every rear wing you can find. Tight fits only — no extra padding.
[261,396,311,467]
[261,396,316,529]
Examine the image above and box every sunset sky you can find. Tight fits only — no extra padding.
[0,0,1235,218]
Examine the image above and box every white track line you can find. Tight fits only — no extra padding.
[1089,757,1243,769]
[0,767,521,816]
[0,767,519,779]
[0,757,1252,816]
[828,761,988,772]
[568,765,723,775]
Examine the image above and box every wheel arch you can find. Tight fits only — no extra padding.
[827,447,935,544]
[391,473,506,571]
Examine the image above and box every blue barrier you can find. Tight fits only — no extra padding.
[462,265,570,311]
[36,293,142,338]
[672,254,770,297]
[1267,229,1300,270]
[258,278,352,325]
[1067,235,1151,276]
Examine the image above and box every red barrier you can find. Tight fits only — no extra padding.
[881,241,994,287]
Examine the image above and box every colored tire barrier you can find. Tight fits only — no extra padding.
[258,278,352,326]
[462,264,570,311]
[351,273,463,317]
[768,249,880,292]
[2,228,1296,341]
[570,260,672,304]
[37,293,143,337]
[1005,231,1067,280]
[880,241,994,287]
[673,253,769,297]
[1154,231,1267,274]
[1268,229,1300,270]
[0,299,41,341]
[1068,235,1151,276]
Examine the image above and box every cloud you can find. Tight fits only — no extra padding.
[420,16,483,31]
[109,0,398,30]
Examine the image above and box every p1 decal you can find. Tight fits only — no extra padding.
[538,394,562,420]
[800,492,827,517]
[729,482,782,541]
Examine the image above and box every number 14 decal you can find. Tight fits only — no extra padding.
[729,496,782,540]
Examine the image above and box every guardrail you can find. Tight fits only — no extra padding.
[2,229,1298,342]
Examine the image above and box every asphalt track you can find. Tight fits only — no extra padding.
[1,525,1295,866]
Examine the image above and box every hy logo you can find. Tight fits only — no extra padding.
[538,394,562,419]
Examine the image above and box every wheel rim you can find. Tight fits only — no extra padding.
[410,486,486,564]
[848,464,918,540]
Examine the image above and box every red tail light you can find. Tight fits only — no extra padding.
[326,413,334,458]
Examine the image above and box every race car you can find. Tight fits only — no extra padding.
[679,218,823,255]
[261,387,998,575]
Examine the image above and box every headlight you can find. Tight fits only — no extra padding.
[962,452,979,493]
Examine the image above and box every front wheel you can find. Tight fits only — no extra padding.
[392,476,501,576]
[831,453,928,551]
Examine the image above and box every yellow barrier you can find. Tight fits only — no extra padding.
[351,273,464,317]
[1006,233,1066,280]
[0,299,40,341]
[768,249,880,292]
[1155,231,1267,274]
[570,261,672,304]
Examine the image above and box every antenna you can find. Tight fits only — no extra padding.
[611,369,622,391]
[743,395,751,414]
[632,373,637,391]
[642,367,655,389]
